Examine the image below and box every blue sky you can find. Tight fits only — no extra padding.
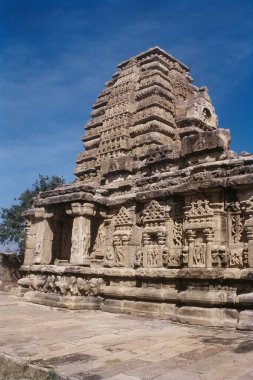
[1,0,253,209]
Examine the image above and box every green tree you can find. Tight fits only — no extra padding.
[0,175,65,254]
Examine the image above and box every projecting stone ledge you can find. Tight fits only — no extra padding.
[18,288,252,330]
[20,264,253,280]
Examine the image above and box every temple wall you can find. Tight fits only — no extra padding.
[19,47,253,329]
[19,191,253,330]
[21,192,253,271]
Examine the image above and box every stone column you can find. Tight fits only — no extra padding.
[23,209,36,265]
[245,218,253,268]
[41,212,54,265]
[142,232,150,246]
[204,228,214,268]
[68,203,95,266]
[32,208,54,265]
[187,229,196,268]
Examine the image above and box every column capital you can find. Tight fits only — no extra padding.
[34,207,46,220]
[204,227,215,241]
[186,229,196,241]
[32,207,54,220]
[245,217,253,240]
[22,208,36,221]
[67,202,95,217]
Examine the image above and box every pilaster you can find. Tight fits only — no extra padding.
[67,203,95,266]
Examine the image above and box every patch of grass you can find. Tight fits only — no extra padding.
[48,368,57,380]
[0,355,56,380]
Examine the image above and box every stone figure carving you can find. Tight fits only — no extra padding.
[27,274,103,297]
[115,246,125,266]
[134,248,143,268]
[230,251,244,268]
[71,221,90,264]
[104,247,115,267]
[33,239,42,263]
[55,275,65,295]
[76,277,89,295]
[193,240,206,267]
[94,223,106,251]
[146,246,160,267]
[167,249,179,266]
[83,230,90,257]
[71,229,79,256]
[211,246,229,267]
[162,246,169,267]
[29,274,45,290]
[45,275,56,292]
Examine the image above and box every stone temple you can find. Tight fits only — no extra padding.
[19,47,253,330]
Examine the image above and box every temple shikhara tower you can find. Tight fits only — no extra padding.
[19,47,253,329]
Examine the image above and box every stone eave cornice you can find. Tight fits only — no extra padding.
[136,172,253,201]
[138,157,253,181]
[38,183,97,199]
[34,191,94,206]
[92,189,137,207]
[22,208,36,217]
[190,156,253,170]
[104,180,133,191]
[138,156,253,183]
[32,182,98,207]
[105,194,136,206]
[136,156,253,189]
[176,117,216,131]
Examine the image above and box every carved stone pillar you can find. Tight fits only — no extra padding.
[157,231,166,245]
[245,218,253,267]
[68,203,95,266]
[142,232,150,246]
[204,228,214,268]
[42,211,55,265]
[32,208,54,265]
[23,210,36,265]
[32,210,44,264]
[187,230,196,268]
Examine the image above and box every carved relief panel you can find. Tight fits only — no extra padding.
[32,208,55,265]
[103,206,136,268]
[244,196,253,267]
[184,199,215,268]
[89,218,106,268]
[140,200,167,268]
[165,218,183,267]
[113,206,134,267]
[226,201,247,268]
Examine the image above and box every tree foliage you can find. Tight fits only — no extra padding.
[0,175,65,254]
